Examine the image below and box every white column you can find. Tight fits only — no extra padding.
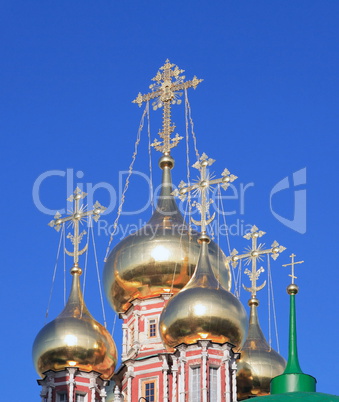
[90,375,97,401]
[45,375,54,402]
[47,387,52,402]
[100,390,107,402]
[100,384,108,402]
[134,311,140,348]
[200,341,209,402]
[162,355,169,402]
[126,363,134,402]
[172,356,179,402]
[178,346,186,402]
[113,386,121,402]
[122,323,128,359]
[67,368,77,402]
[231,361,237,402]
[127,377,132,402]
[40,387,47,402]
[223,349,231,402]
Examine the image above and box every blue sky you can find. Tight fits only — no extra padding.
[1,1,339,400]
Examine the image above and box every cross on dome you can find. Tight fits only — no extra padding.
[172,152,237,236]
[132,59,203,154]
[48,187,106,268]
[282,253,304,285]
[229,225,286,298]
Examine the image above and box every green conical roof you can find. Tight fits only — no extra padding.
[253,392,339,402]
[270,284,316,394]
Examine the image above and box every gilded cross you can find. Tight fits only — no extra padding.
[133,59,203,154]
[48,187,106,267]
[282,253,304,284]
[229,225,286,297]
[172,153,237,235]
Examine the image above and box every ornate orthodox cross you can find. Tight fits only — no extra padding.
[133,59,203,154]
[282,253,304,284]
[172,153,237,235]
[48,187,106,267]
[229,225,286,297]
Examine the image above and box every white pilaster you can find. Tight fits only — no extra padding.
[122,323,128,360]
[40,387,47,402]
[223,348,231,402]
[172,355,179,402]
[199,341,209,402]
[44,375,54,402]
[100,386,107,402]
[231,360,237,402]
[178,346,187,402]
[126,363,135,402]
[67,368,77,402]
[89,374,97,401]
[134,311,140,348]
[47,387,52,402]
[161,355,169,402]
[113,386,121,402]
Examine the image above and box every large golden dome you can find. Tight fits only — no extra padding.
[103,155,231,313]
[237,297,286,399]
[33,266,117,380]
[159,237,247,349]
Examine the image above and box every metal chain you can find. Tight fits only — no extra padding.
[104,103,148,262]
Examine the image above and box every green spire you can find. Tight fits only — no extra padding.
[284,289,302,374]
[270,284,316,394]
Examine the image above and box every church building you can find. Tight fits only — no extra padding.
[32,61,339,402]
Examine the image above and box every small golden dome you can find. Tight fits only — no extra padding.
[159,238,247,348]
[103,156,231,313]
[33,268,117,380]
[237,298,286,400]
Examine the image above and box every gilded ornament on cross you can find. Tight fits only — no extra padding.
[282,253,304,285]
[172,152,237,235]
[228,225,286,297]
[48,187,106,268]
[133,59,203,154]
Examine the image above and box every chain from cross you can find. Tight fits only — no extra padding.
[132,59,203,154]
[48,187,106,267]
[172,153,237,235]
[282,253,304,284]
[228,225,286,297]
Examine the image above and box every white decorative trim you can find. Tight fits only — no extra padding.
[231,360,237,402]
[161,355,169,402]
[223,348,231,402]
[113,386,121,401]
[134,311,140,348]
[67,368,77,402]
[126,363,135,402]
[200,341,208,402]
[89,373,98,401]
[44,374,55,402]
[178,346,187,402]
[122,323,128,360]
[171,355,178,402]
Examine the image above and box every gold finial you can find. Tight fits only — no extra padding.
[172,152,237,236]
[48,187,106,270]
[282,253,304,285]
[229,225,286,298]
[132,59,203,154]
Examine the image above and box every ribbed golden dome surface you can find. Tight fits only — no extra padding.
[159,238,247,348]
[33,268,117,380]
[103,156,231,313]
[237,298,286,400]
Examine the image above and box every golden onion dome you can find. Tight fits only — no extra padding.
[159,237,247,349]
[237,297,286,400]
[103,155,231,313]
[32,266,117,380]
